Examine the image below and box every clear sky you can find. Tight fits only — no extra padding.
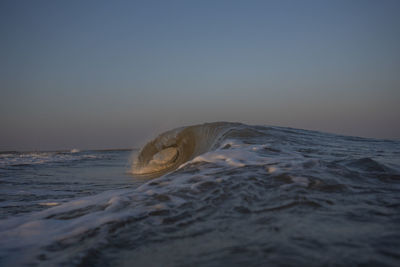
[1,0,399,151]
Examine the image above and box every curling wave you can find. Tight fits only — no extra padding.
[130,122,242,178]
[2,122,400,266]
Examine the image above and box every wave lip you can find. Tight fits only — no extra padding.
[130,122,240,178]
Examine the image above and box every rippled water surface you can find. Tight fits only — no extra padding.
[1,123,400,266]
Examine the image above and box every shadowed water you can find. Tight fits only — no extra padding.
[0,123,399,266]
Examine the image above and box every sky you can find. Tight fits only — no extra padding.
[1,0,399,151]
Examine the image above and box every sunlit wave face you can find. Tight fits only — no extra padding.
[131,147,179,177]
[130,122,238,178]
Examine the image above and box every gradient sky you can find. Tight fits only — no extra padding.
[1,0,399,151]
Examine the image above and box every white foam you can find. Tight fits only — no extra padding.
[0,152,100,168]
[0,188,145,265]
[182,141,277,168]
[191,152,246,167]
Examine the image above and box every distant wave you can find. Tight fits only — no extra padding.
[0,151,100,168]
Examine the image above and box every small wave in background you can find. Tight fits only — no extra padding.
[0,122,400,266]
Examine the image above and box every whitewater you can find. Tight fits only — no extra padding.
[0,122,399,266]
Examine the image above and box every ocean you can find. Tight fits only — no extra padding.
[1,122,399,266]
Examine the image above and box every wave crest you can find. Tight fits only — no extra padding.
[130,122,239,178]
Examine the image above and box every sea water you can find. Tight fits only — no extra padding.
[0,123,399,266]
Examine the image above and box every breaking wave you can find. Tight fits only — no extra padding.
[130,122,243,177]
[1,122,400,266]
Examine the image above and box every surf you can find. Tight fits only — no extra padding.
[130,122,242,178]
[1,123,400,266]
